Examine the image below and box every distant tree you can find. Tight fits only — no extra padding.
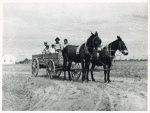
[140,59,147,61]
[129,59,134,61]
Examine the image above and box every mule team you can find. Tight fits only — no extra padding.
[44,31,128,83]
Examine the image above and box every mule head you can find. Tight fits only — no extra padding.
[89,31,102,50]
[117,36,128,55]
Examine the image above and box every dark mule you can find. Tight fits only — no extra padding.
[62,32,102,82]
[90,36,128,83]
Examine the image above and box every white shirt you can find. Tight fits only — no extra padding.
[42,48,50,54]
[49,48,55,53]
[55,43,61,50]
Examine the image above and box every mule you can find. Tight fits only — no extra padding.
[62,32,102,82]
[90,36,128,83]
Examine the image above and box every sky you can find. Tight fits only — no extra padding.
[3,3,148,61]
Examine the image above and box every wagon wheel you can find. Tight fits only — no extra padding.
[71,63,81,80]
[31,58,39,77]
[46,60,55,79]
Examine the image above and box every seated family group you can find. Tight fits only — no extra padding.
[42,37,68,54]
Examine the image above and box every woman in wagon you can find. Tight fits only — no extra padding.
[63,39,68,49]
[49,44,56,53]
[55,37,61,53]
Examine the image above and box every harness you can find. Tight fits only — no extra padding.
[84,36,99,61]
[105,40,124,59]
[84,36,107,66]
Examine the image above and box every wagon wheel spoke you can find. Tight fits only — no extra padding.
[71,63,81,80]
[46,60,55,79]
[32,68,35,74]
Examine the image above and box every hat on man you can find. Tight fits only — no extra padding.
[44,41,47,44]
[55,37,60,41]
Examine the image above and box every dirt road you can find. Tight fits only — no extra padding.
[2,62,147,111]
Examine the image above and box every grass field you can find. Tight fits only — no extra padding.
[2,61,147,111]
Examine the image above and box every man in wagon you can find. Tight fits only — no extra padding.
[55,37,61,53]
[54,37,63,65]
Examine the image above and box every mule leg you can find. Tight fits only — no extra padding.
[67,61,72,81]
[81,60,85,82]
[107,65,111,83]
[63,55,67,80]
[91,64,95,81]
[85,62,90,82]
[63,64,67,80]
[103,66,107,83]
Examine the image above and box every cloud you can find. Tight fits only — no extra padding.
[3,3,148,60]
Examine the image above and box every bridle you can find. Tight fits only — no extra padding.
[85,35,99,53]
[83,35,100,62]
[84,35,105,66]
[92,35,99,49]
[106,40,125,58]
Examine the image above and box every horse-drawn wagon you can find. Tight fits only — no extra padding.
[31,53,81,80]
[31,33,128,83]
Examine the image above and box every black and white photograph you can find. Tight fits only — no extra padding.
[2,1,148,111]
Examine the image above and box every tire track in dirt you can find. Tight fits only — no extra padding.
[50,81,103,111]
[41,81,67,110]
[12,74,147,111]
[103,81,147,111]
[92,82,116,111]
[29,86,59,110]
[94,83,111,111]
[92,82,103,111]
[28,80,67,111]
[105,82,124,111]
[104,88,114,111]
[77,82,100,110]
[2,63,147,111]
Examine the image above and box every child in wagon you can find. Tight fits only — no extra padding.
[50,44,56,53]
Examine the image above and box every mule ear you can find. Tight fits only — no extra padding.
[117,36,122,41]
[91,31,94,36]
[95,31,98,36]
